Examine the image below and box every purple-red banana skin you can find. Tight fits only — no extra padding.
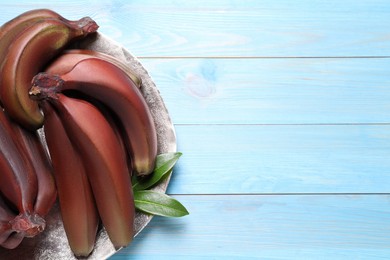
[10,122,56,217]
[29,133,57,217]
[47,94,134,248]
[45,49,142,87]
[0,194,17,247]
[0,110,37,212]
[0,196,22,250]
[31,58,157,176]
[96,102,132,172]
[72,96,132,172]
[0,232,25,249]
[0,17,99,130]
[0,9,78,71]
[0,110,46,238]
[41,101,99,257]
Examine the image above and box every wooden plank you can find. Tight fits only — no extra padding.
[1,1,390,57]
[110,194,390,259]
[140,57,390,124]
[166,124,390,194]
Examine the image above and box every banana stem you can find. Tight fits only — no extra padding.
[73,17,99,34]
[29,72,63,101]
[9,212,45,237]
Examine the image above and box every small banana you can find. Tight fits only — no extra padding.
[30,57,157,176]
[0,16,99,129]
[0,109,45,237]
[9,121,56,217]
[41,101,99,257]
[0,9,79,71]
[36,93,135,248]
[45,49,142,88]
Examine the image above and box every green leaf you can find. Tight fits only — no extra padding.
[134,190,189,217]
[132,152,182,191]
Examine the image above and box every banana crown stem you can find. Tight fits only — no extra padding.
[29,72,63,101]
[73,17,99,33]
[9,212,46,237]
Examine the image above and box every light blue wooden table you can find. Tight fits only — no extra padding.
[2,1,390,259]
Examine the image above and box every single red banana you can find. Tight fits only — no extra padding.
[0,110,44,237]
[45,49,142,87]
[36,93,135,248]
[71,94,132,171]
[9,122,56,217]
[0,16,99,129]
[0,8,82,71]
[41,101,99,257]
[30,57,157,176]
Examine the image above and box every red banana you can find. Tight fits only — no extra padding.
[0,110,44,237]
[0,9,83,71]
[9,122,56,217]
[41,101,99,257]
[45,49,142,87]
[0,232,24,250]
[0,195,24,249]
[30,57,157,176]
[0,16,99,129]
[36,93,135,248]
[0,194,17,247]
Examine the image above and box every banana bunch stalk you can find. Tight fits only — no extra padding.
[0,9,158,257]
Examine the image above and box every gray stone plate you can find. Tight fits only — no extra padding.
[0,33,176,259]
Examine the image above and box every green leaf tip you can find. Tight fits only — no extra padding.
[132,152,182,191]
[134,190,189,217]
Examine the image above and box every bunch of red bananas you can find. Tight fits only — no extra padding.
[0,9,157,256]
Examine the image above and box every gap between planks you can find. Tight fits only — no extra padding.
[138,56,390,59]
[167,193,390,196]
[173,123,390,126]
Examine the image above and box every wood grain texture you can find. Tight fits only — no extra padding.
[1,1,389,259]
[140,57,390,124]
[110,195,390,259]
[1,0,390,57]
[167,124,390,194]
